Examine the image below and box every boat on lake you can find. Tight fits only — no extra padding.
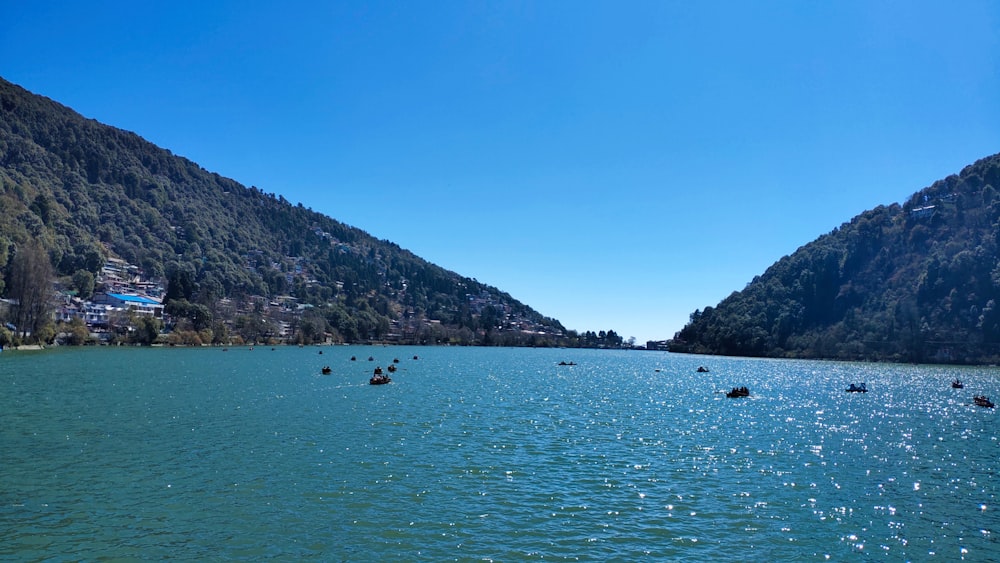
[697,366,710,373]
[974,395,994,408]
[321,366,331,375]
[370,366,391,385]
[846,383,868,393]
[952,379,964,389]
[726,386,750,398]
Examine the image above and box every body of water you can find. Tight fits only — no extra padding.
[1,346,997,560]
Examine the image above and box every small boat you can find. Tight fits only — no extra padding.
[558,361,577,366]
[370,366,391,385]
[974,395,995,408]
[393,358,400,363]
[697,366,710,373]
[413,355,419,360]
[387,364,397,373]
[952,379,964,389]
[321,366,332,375]
[846,383,868,393]
[350,356,356,361]
[726,386,750,398]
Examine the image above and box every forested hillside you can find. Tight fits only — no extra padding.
[671,152,1000,364]
[0,76,618,346]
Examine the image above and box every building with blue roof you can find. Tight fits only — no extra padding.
[93,292,164,318]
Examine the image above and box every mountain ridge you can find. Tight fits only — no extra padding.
[670,151,1000,364]
[0,76,625,348]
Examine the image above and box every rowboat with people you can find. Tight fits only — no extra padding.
[974,395,994,408]
[370,366,391,385]
[726,386,750,398]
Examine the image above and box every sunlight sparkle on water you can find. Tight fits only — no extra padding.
[2,347,997,560]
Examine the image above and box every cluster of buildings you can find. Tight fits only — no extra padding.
[51,254,358,343]
[48,249,575,345]
[56,258,165,335]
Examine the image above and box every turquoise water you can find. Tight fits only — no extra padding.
[1,346,997,560]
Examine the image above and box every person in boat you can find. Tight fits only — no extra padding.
[726,386,749,397]
[374,366,383,376]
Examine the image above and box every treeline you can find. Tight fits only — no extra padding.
[671,152,1000,364]
[0,76,626,348]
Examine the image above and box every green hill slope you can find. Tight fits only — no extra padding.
[0,76,589,346]
[671,152,1000,364]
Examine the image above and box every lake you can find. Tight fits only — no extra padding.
[1,346,997,560]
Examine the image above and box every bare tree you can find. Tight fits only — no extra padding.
[6,240,54,342]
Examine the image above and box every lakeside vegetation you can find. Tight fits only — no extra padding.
[0,76,629,349]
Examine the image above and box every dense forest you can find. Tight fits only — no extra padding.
[670,152,1000,364]
[0,76,626,347]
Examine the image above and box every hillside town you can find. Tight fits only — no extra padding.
[0,254,599,348]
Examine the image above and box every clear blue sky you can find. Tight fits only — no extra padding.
[3,1,998,343]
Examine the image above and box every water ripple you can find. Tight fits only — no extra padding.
[1,348,997,560]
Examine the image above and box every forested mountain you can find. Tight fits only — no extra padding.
[0,76,615,346]
[671,152,1000,364]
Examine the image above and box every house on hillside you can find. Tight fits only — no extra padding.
[81,303,113,328]
[55,298,113,329]
[909,205,936,220]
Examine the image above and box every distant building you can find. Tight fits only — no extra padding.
[56,298,114,328]
[82,303,114,328]
[646,340,670,351]
[92,292,164,318]
[910,205,936,220]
